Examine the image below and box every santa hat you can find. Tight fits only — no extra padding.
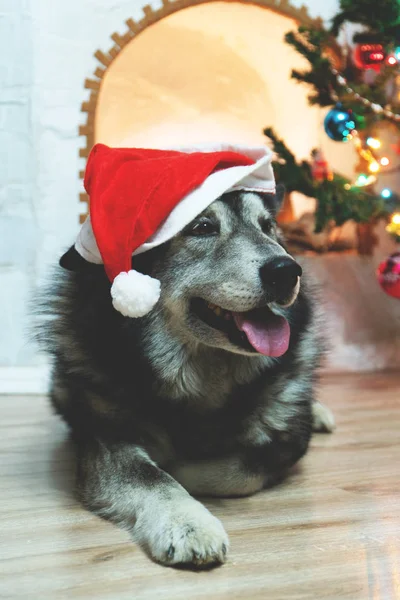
[72,143,275,318]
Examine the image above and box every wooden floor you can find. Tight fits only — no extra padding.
[1,373,399,600]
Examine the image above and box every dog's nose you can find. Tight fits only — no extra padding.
[260,257,302,298]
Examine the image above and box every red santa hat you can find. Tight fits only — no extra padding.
[74,143,275,318]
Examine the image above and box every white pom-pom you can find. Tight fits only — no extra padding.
[111,270,161,317]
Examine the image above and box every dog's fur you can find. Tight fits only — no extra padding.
[37,189,333,568]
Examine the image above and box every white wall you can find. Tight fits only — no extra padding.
[0,0,339,372]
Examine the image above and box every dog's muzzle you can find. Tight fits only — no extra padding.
[259,257,302,304]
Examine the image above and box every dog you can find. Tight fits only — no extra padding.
[38,186,334,568]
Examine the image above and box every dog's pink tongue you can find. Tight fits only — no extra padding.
[233,313,290,357]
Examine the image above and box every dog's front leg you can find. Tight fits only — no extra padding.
[312,400,335,433]
[76,438,228,567]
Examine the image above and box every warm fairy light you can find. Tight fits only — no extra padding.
[387,56,397,66]
[357,174,368,185]
[386,213,400,236]
[355,174,376,187]
[380,157,390,166]
[344,183,351,190]
[381,188,392,199]
[386,221,400,235]
[368,161,380,173]
[367,137,381,149]
[391,213,400,225]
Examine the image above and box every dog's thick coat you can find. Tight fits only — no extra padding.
[38,190,328,567]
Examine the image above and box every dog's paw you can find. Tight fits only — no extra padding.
[312,400,335,433]
[136,498,229,568]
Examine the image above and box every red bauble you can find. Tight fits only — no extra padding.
[353,43,385,71]
[377,252,400,299]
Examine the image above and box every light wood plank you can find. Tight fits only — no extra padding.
[0,373,399,599]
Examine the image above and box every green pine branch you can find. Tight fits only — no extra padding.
[263,128,396,232]
[331,0,400,42]
[263,127,315,197]
[270,0,400,232]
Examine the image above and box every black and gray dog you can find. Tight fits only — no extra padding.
[38,187,334,568]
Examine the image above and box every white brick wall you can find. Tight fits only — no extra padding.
[0,0,338,375]
[0,0,148,368]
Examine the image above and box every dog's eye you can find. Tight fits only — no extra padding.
[187,217,218,236]
[260,218,274,235]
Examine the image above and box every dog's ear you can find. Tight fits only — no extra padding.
[131,241,171,276]
[59,246,95,272]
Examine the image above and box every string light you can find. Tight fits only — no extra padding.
[392,213,400,225]
[355,174,376,187]
[367,137,381,149]
[395,47,400,61]
[327,63,400,201]
[368,161,380,173]
[331,69,400,122]
[357,174,368,185]
[386,213,400,237]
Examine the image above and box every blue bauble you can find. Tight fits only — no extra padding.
[324,104,356,142]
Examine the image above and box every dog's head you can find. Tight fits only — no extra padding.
[136,185,302,357]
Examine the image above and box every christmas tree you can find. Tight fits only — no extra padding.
[265,0,400,254]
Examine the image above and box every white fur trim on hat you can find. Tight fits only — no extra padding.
[75,215,102,264]
[111,270,161,318]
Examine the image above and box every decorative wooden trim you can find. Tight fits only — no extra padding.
[79,146,91,158]
[94,50,112,67]
[109,46,120,59]
[79,124,93,136]
[79,193,89,224]
[84,78,101,91]
[78,0,319,220]
[94,67,107,79]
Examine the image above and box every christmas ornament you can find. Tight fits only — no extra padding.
[353,43,386,71]
[377,252,400,299]
[324,104,356,142]
[62,143,275,318]
[311,149,333,182]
